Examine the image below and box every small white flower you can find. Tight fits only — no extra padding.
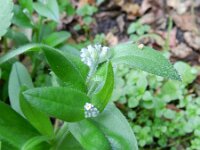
[84,102,99,118]
[100,46,109,59]
[80,44,110,68]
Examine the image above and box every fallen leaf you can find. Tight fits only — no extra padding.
[167,0,191,14]
[114,0,124,6]
[140,0,152,15]
[116,14,125,32]
[171,43,192,58]
[172,13,198,32]
[167,0,179,9]
[106,32,118,46]
[184,32,200,51]
[140,12,156,24]
[122,3,140,17]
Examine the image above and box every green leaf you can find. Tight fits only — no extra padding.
[33,0,59,22]
[23,87,90,122]
[42,31,71,47]
[76,4,97,16]
[0,102,39,148]
[20,89,54,137]
[0,43,40,65]
[18,0,33,13]
[42,46,89,91]
[12,5,33,28]
[56,133,83,150]
[0,0,13,38]
[91,61,114,111]
[174,61,197,84]
[21,136,50,150]
[69,120,111,150]
[5,29,29,46]
[92,103,138,150]
[9,62,54,137]
[111,43,181,80]
[1,140,18,150]
[127,22,139,34]
[8,62,34,115]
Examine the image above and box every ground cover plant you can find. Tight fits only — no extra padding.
[0,0,200,150]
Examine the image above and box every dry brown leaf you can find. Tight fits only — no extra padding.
[116,14,125,32]
[184,32,200,51]
[140,0,152,15]
[140,12,155,24]
[167,0,191,14]
[167,0,179,8]
[171,43,192,58]
[172,13,198,32]
[114,0,124,6]
[122,3,140,17]
[106,32,118,46]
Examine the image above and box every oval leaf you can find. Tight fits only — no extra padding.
[111,43,181,80]
[42,46,89,91]
[92,103,138,150]
[91,61,114,111]
[23,87,90,122]
[69,120,111,150]
[12,5,33,28]
[9,62,34,115]
[9,62,54,137]
[43,31,71,47]
[0,0,13,38]
[33,0,59,22]
[18,0,33,13]
[20,90,54,137]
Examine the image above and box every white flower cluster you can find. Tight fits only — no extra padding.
[80,44,110,68]
[84,102,99,118]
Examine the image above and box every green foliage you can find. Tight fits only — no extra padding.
[76,4,97,16]
[18,0,33,13]
[91,62,114,111]
[0,102,39,149]
[42,31,71,47]
[127,21,150,42]
[113,61,199,149]
[112,43,181,80]
[43,46,89,91]
[8,62,33,115]
[23,87,90,122]
[9,62,53,137]
[69,120,111,150]
[12,5,33,28]
[0,1,187,149]
[92,104,138,150]
[33,0,59,22]
[0,0,13,38]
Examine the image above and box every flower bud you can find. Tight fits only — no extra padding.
[84,102,99,118]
